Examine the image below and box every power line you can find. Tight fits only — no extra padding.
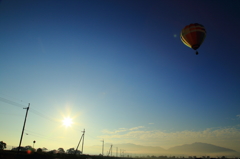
[29,108,57,123]
[28,107,86,137]
[0,96,58,123]
[25,129,77,145]
[0,96,83,132]
[0,97,59,126]
[25,129,61,142]
[0,92,28,104]
[0,112,23,116]
[29,108,84,133]
[0,96,26,108]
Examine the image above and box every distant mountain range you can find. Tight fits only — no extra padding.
[88,142,239,157]
[167,142,238,156]
[168,142,234,153]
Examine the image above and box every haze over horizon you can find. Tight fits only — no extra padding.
[0,0,240,156]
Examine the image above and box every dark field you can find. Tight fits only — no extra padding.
[0,151,239,159]
[1,150,127,159]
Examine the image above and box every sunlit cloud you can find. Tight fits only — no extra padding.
[129,126,144,131]
[102,128,128,134]
[237,114,240,118]
[102,126,144,134]
[148,123,154,125]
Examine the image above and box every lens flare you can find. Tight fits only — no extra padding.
[62,117,73,127]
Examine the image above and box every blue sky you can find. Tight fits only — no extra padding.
[0,0,240,155]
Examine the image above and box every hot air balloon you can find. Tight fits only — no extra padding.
[180,23,206,55]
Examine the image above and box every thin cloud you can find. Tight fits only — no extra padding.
[102,126,144,134]
[129,126,144,131]
[102,128,128,134]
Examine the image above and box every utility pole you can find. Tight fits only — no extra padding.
[75,129,85,155]
[107,144,112,156]
[81,129,85,154]
[18,103,30,152]
[101,139,104,156]
[116,147,118,157]
[120,149,125,157]
[111,145,113,156]
[75,135,83,155]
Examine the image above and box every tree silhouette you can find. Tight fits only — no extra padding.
[66,148,75,154]
[0,141,6,150]
[42,147,48,152]
[37,148,42,153]
[25,145,36,153]
[66,148,81,155]
[58,147,65,153]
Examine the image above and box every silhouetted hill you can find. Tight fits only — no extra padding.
[167,142,239,156]
[168,142,235,153]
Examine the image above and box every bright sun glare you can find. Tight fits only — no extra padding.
[62,117,73,127]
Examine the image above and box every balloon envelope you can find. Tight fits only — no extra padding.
[180,23,206,50]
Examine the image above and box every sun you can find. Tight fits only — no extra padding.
[62,117,73,127]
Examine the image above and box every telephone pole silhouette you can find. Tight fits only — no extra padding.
[107,144,113,156]
[120,149,125,157]
[101,139,104,156]
[18,103,30,152]
[81,129,85,153]
[75,129,85,155]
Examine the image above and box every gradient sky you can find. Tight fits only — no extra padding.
[0,0,240,155]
